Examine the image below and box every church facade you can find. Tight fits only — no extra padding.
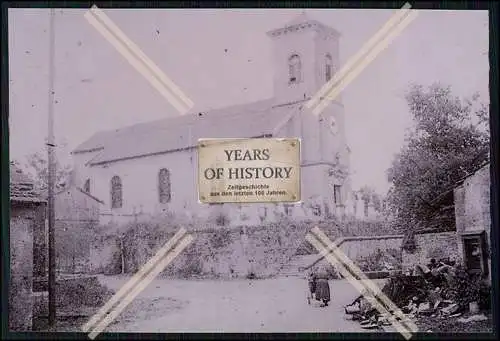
[71,13,355,226]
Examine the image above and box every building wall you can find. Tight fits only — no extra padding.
[55,187,101,221]
[271,29,318,102]
[72,150,102,190]
[10,203,42,331]
[80,146,351,226]
[89,150,197,218]
[32,204,48,278]
[454,163,491,281]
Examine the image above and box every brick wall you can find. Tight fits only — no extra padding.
[402,232,462,271]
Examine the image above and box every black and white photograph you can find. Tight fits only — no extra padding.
[6,6,494,336]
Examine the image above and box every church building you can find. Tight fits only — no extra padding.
[71,12,353,226]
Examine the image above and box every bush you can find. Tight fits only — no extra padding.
[179,256,204,278]
[57,276,114,308]
[215,212,231,226]
[209,229,232,249]
[445,265,491,311]
[357,248,401,272]
[479,282,492,311]
[246,272,257,279]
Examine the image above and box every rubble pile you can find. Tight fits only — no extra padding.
[343,259,490,330]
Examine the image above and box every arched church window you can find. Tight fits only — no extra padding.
[325,54,333,82]
[334,185,342,205]
[288,54,301,84]
[158,168,171,204]
[111,175,122,209]
[83,178,91,193]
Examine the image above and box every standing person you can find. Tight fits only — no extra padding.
[307,271,317,304]
[314,267,331,307]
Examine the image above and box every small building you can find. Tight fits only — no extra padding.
[9,164,47,331]
[54,185,104,273]
[453,162,492,282]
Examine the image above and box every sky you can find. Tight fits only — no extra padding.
[8,8,489,194]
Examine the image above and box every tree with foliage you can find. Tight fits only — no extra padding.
[387,83,489,234]
[17,139,73,196]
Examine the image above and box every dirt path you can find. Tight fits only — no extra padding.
[98,275,375,333]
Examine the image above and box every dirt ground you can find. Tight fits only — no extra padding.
[34,274,494,335]
[42,275,493,335]
[95,275,375,333]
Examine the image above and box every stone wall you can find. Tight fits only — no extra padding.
[402,231,462,271]
[90,221,331,278]
[10,202,46,331]
[129,223,312,279]
[305,234,404,274]
[88,216,402,278]
[337,235,403,261]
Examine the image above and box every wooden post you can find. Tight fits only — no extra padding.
[120,235,125,275]
[47,7,57,326]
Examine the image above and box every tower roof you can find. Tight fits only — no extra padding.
[266,11,341,38]
[285,11,311,27]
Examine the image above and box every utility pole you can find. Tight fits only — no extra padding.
[47,7,57,326]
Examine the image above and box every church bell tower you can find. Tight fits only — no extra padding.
[266,13,351,220]
[266,12,342,103]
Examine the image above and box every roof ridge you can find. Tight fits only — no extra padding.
[74,98,277,153]
[75,96,308,164]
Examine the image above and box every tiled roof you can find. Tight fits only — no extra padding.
[266,11,341,38]
[10,164,46,203]
[73,98,306,165]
